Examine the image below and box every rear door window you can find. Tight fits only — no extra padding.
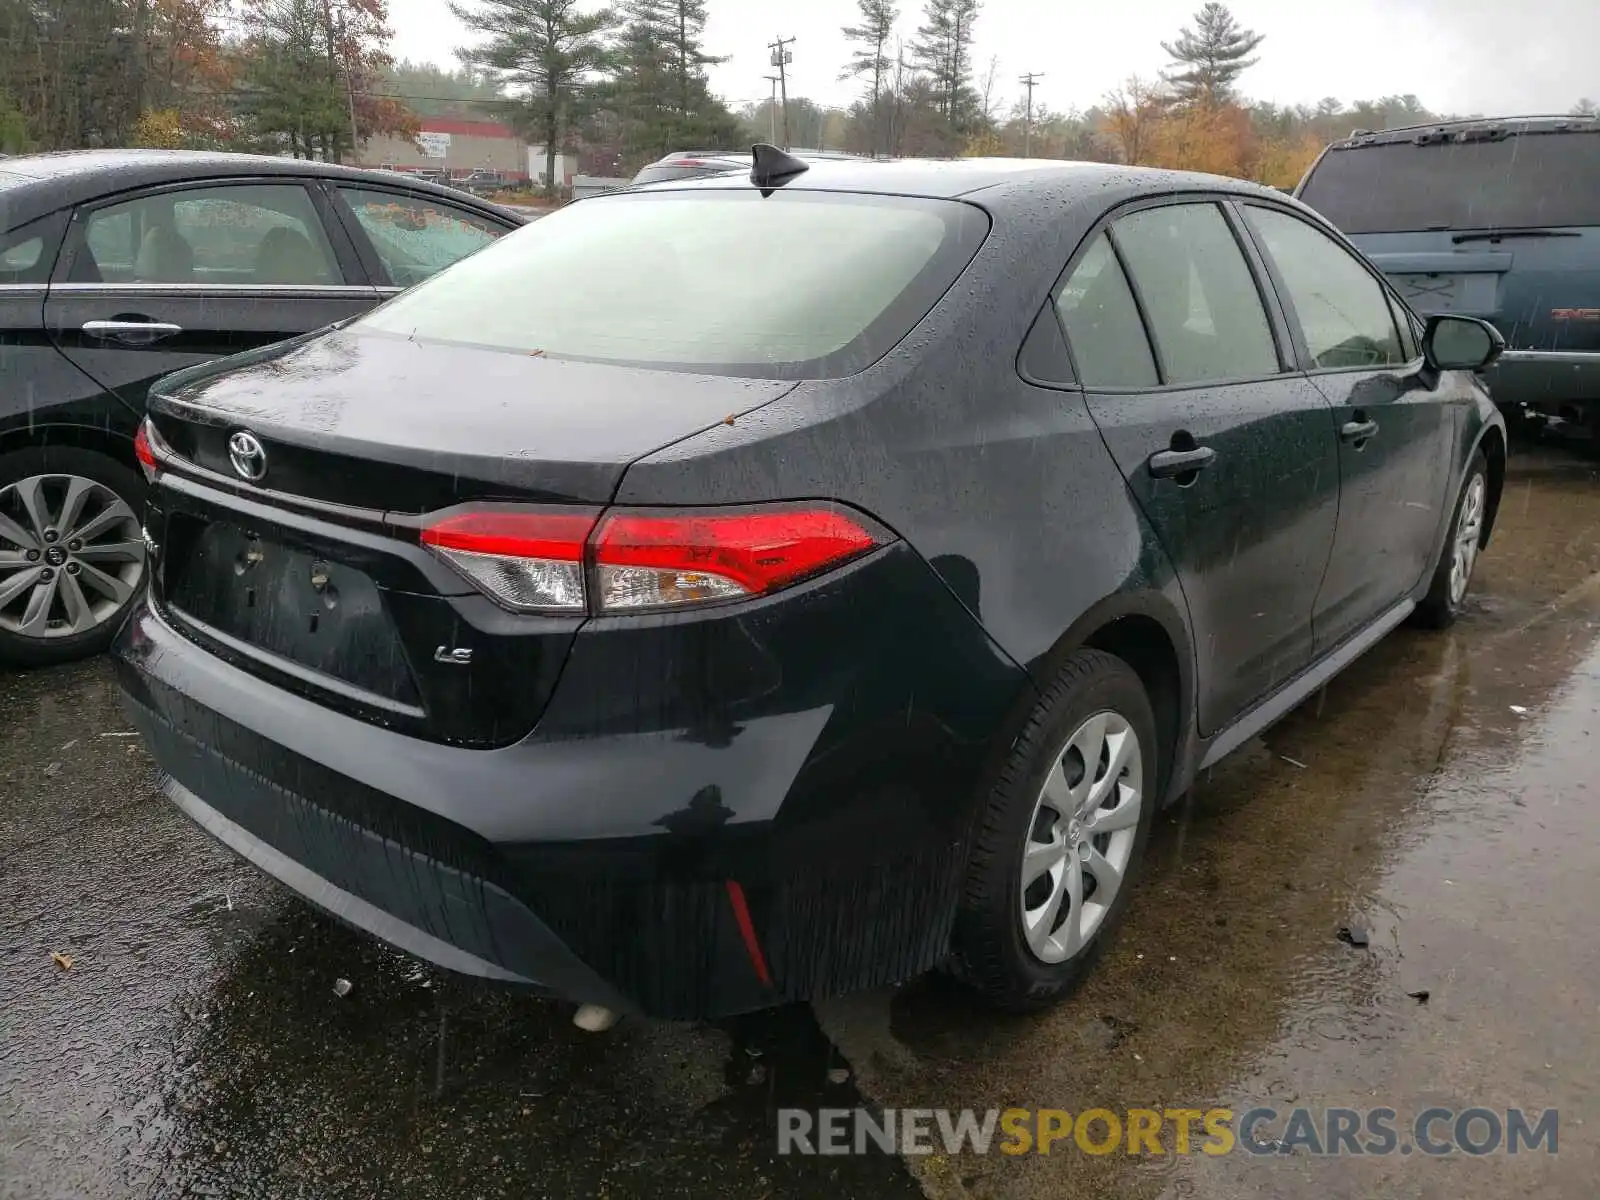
[1110,202,1280,384]
[1053,232,1158,388]
[355,190,989,379]
[71,184,340,285]
[1245,206,1405,370]
[1298,131,1600,233]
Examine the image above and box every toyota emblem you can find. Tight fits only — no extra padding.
[227,431,268,482]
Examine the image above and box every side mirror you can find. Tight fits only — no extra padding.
[1423,314,1505,372]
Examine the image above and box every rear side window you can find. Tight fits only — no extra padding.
[0,215,61,284]
[1054,233,1157,388]
[356,190,988,379]
[1245,206,1404,370]
[1111,203,1279,384]
[1298,131,1600,233]
[337,188,504,287]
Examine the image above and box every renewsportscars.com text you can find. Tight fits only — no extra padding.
[777,1106,1559,1157]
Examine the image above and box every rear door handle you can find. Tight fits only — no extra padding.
[81,319,184,345]
[1147,445,1217,479]
[1340,418,1379,444]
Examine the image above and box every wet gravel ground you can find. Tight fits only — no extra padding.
[3,440,1599,1200]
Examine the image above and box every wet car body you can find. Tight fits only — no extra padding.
[1296,116,1600,429]
[114,158,1507,1020]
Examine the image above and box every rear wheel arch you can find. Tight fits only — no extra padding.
[1026,592,1193,804]
[0,420,138,469]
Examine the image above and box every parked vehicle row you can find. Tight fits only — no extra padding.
[0,150,524,664]
[1295,114,1600,435]
[108,147,1505,1023]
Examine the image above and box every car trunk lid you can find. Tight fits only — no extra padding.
[144,329,795,745]
[150,328,795,509]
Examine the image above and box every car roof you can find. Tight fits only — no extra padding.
[634,156,1286,206]
[0,149,520,228]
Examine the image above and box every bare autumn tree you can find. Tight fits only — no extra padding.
[839,0,897,156]
[1101,75,1170,165]
[1160,2,1264,108]
[451,0,617,193]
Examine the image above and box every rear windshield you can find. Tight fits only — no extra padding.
[629,163,737,185]
[355,189,989,378]
[1298,131,1600,233]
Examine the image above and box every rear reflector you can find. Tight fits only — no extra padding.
[134,420,159,480]
[420,503,886,615]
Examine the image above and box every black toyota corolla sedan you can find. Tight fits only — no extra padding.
[113,149,1506,1022]
[0,150,522,666]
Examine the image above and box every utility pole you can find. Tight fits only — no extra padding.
[769,36,795,149]
[763,75,781,143]
[1019,72,1043,157]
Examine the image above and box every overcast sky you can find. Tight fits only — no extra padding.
[388,0,1599,118]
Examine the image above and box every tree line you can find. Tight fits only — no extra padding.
[0,0,748,181]
[805,0,1591,186]
[0,0,1595,192]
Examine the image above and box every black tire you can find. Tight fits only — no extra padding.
[951,648,1159,1012]
[0,444,147,668]
[1414,449,1488,631]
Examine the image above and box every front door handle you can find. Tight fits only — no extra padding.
[1147,445,1217,479]
[1340,417,1379,444]
[81,319,184,346]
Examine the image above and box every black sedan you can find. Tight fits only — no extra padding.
[114,148,1506,1022]
[0,150,522,665]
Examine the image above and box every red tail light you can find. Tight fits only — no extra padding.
[133,420,158,480]
[419,503,887,615]
[421,508,596,613]
[592,507,883,610]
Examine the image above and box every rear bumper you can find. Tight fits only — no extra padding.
[114,543,1027,1019]
[1484,349,1600,413]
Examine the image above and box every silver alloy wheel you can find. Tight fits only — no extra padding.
[0,473,145,639]
[1449,472,1486,607]
[1020,710,1143,964]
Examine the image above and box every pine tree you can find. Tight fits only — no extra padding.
[450,0,617,194]
[595,0,739,164]
[910,0,979,133]
[1160,2,1263,107]
[840,0,897,156]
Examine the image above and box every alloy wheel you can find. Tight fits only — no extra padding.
[1020,709,1144,964]
[1449,473,1486,607]
[0,473,145,639]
